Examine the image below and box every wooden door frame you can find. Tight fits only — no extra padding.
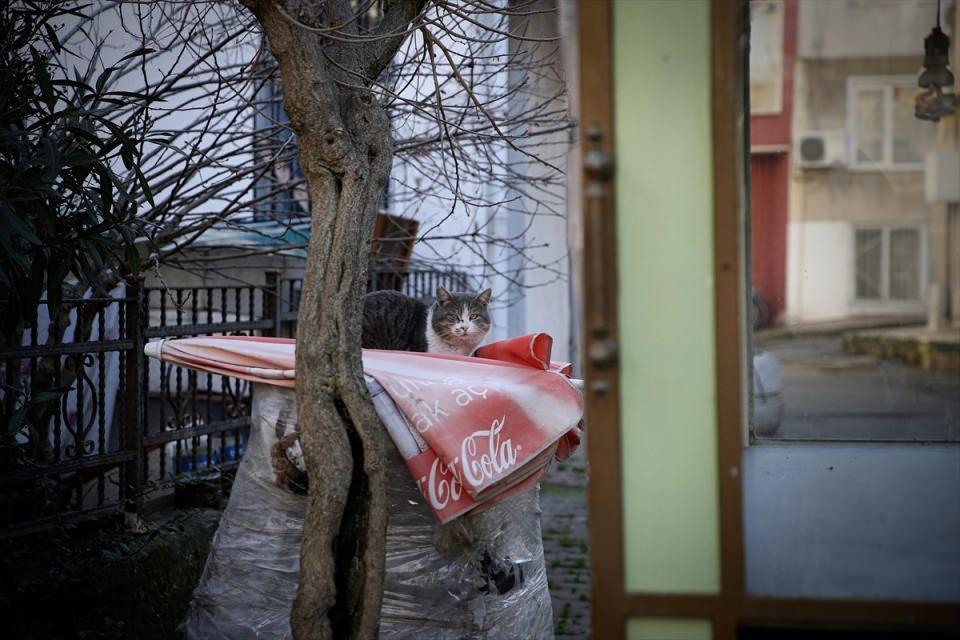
[579,0,960,638]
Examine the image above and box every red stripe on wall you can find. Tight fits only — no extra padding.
[750,153,789,323]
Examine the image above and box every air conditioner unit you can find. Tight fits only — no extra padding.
[794,131,845,169]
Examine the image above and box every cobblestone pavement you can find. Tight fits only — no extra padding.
[541,443,591,639]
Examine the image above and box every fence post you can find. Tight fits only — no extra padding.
[264,271,281,337]
[123,277,145,525]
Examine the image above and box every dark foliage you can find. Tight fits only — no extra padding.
[0,1,156,337]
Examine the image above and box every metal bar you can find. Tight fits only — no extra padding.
[248,286,255,334]
[140,285,150,493]
[143,320,274,338]
[191,291,199,469]
[117,296,127,507]
[205,290,214,465]
[97,308,106,505]
[142,417,251,446]
[123,279,145,516]
[0,450,135,485]
[159,354,167,479]
[0,339,135,359]
[219,288,228,457]
[2,353,17,475]
[0,502,123,540]
[174,290,184,474]
[231,288,243,470]
[264,272,280,337]
[74,308,85,512]
[144,285,243,292]
[28,310,39,521]
[33,296,135,304]
[53,341,62,463]
[160,287,167,328]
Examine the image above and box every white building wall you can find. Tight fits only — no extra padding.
[798,0,949,60]
[76,2,573,357]
[784,0,950,324]
[387,1,573,360]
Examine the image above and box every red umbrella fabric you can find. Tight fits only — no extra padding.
[145,333,583,522]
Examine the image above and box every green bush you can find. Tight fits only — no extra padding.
[0,1,156,335]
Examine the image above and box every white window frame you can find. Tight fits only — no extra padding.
[846,75,925,172]
[850,222,928,308]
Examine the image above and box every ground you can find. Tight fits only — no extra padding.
[749,333,960,600]
[541,444,591,639]
[0,508,219,640]
[744,443,960,601]
[757,334,960,441]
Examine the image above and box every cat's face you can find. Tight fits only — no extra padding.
[430,286,492,351]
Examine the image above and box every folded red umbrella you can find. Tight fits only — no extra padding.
[145,333,583,522]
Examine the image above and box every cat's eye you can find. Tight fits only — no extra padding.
[469,313,479,321]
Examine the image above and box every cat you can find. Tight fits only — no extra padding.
[362,285,493,356]
[272,285,493,492]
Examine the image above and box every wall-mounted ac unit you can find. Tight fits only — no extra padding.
[794,131,845,169]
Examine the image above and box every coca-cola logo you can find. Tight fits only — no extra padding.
[421,457,463,510]
[416,415,522,510]
[458,415,520,488]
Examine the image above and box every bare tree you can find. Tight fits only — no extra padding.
[236,3,418,637]
[234,2,570,636]
[48,0,571,637]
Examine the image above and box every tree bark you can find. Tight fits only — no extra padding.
[243,1,423,637]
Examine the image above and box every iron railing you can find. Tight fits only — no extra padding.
[270,267,471,338]
[0,266,469,535]
[0,294,137,536]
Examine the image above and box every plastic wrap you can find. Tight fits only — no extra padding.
[184,383,554,639]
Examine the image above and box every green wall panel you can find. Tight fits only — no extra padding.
[627,617,713,640]
[612,0,720,594]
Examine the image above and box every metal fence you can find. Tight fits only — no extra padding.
[0,266,469,536]
[270,268,471,337]
[0,294,137,536]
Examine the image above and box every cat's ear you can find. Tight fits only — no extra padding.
[436,286,452,305]
[475,288,492,306]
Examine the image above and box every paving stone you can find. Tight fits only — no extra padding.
[541,442,591,639]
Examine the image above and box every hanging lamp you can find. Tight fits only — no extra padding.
[915,0,957,122]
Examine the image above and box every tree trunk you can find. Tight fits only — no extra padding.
[245,2,417,637]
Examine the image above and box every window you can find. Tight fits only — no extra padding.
[252,73,309,222]
[854,225,925,302]
[848,77,936,170]
[749,0,784,115]
[252,59,391,223]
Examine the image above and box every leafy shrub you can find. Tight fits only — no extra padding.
[0,1,155,336]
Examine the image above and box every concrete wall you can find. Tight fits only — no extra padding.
[782,0,954,322]
[798,0,949,60]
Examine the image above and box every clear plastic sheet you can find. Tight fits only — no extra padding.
[184,383,554,639]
